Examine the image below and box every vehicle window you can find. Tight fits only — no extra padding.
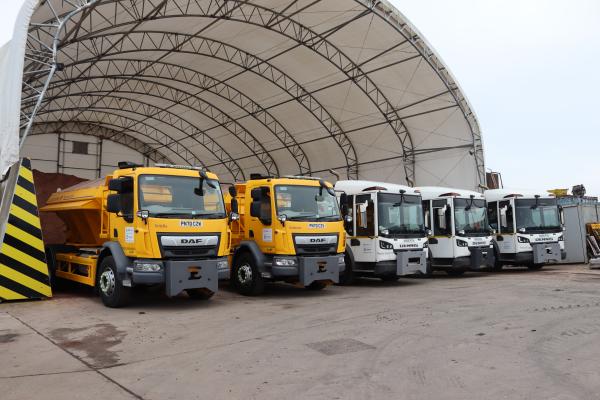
[138,175,225,218]
[346,195,354,236]
[487,201,498,231]
[432,199,451,236]
[274,185,340,221]
[422,200,431,229]
[454,198,488,234]
[355,194,375,237]
[377,193,424,236]
[499,200,514,233]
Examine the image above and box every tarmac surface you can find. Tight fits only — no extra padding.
[2,264,600,400]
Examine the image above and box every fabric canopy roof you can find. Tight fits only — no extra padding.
[2,0,486,190]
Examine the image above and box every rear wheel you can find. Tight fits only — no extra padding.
[186,288,215,300]
[491,244,503,271]
[305,281,327,290]
[446,270,465,277]
[97,256,131,308]
[232,253,265,296]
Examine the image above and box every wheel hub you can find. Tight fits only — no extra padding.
[237,264,253,285]
[99,268,116,295]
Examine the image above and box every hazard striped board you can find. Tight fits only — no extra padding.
[0,158,52,300]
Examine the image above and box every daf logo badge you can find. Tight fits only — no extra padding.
[181,238,203,244]
[310,238,327,243]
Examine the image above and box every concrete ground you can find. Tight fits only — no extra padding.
[2,264,600,400]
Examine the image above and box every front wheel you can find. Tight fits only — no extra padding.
[186,288,215,300]
[232,253,265,296]
[97,256,131,308]
[337,252,355,285]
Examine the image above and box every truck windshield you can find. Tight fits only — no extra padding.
[275,185,340,221]
[454,198,488,235]
[515,198,561,232]
[377,193,425,236]
[138,175,225,219]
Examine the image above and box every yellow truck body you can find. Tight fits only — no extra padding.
[41,163,230,307]
[225,176,346,295]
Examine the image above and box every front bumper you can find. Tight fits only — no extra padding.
[532,242,562,264]
[268,255,342,286]
[434,246,494,271]
[131,257,226,297]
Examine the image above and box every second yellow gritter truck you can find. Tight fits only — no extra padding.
[41,162,232,307]
[226,174,346,295]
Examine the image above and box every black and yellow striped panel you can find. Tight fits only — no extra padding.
[0,158,52,300]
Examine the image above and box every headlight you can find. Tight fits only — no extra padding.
[379,240,394,250]
[273,257,297,266]
[456,239,468,247]
[517,236,530,243]
[133,262,162,272]
[338,254,345,265]
[217,259,229,270]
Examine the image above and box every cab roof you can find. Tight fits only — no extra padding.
[485,189,556,203]
[416,186,484,201]
[335,180,419,196]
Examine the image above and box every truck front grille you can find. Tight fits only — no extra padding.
[158,233,220,259]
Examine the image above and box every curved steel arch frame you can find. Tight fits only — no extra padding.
[30,121,174,165]
[35,99,246,181]
[22,0,484,185]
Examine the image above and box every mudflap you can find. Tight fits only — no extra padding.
[532,242,561,264]
[298,256,340,286]
[165,259,219,297]
[396,250,427,275]
[469,246,495,270]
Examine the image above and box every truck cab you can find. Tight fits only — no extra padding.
[417,187,495,276]
[227,175,345,295]
[41,162,231,307]
[334,180,429,283]
[485,189,566,269]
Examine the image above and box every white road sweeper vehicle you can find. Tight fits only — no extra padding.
[417,187,495,276]
[485,189,565,270]
[335,180,429,283]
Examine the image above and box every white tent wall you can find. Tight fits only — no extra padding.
[2,0,486,204]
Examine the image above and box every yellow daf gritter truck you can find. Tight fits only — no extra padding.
[225,175,346,295]
[40,162,231,307]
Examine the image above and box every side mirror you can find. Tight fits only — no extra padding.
[231,198,239,215]
[358,201,368,213]
[106,194,121,213]
[229,185,237,197]
[108,176,133,193]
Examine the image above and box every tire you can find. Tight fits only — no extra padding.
[97,256,131,308]
[381,275,400,282]
[491,244,503,271]
[232,253,265,296]
[528,264,544,270]
[306,281,328,290]
[337,252,355,285]
[446,270,465,277]
[186,288,215,300]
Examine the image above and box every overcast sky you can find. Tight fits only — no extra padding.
[2,1,598,196]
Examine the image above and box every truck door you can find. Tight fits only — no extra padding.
[110,174,137,257]
[248,186,275,253]
[431,199,452,260]
[352,194,375,263]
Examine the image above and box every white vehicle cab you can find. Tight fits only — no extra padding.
[417,187,495,276]
[485,189,566,270]
[335,180,429,284]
